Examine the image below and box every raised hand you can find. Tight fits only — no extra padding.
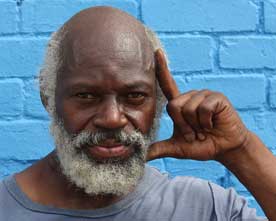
[147,49,250,162]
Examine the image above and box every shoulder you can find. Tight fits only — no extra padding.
[0,176,10,197]
[207,182,263,220]
[146,166,214,206]
[0,175,19,219]
[136,166,215,219]
[148,169,260,220]
[145,166,264,220]
[148,166,212,191]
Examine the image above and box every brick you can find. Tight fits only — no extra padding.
[0,38,47,77]
[157,115,173,141]
[0,121,54,160]
[161,36,213,72]
[220,37,276,69]
[89,0,138,18]
[21,0,138,33]
[269,77,276,108]
[24,80,50,119]
[174,75,265,110]
[164,158,225,184]
[0,159,35,179]
[0,80,23,118]
[0,0,17,34]
[264,1,276,33]
[142,0,258,32]
[239,112,276,149]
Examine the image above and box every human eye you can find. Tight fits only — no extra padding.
[75,92,98,100]
[126,92,146,104]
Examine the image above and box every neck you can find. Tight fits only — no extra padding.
[15,151,130,210]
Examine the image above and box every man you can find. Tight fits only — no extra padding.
[0,6,275,220]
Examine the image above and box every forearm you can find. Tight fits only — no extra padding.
[218,132,276,220]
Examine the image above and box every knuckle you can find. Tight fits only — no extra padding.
[214,91,226,99]
[179,124,194,134]
[181,105,194,117]
[198,103,212,114]
[200,89,211,94]
[183,90,198,96]
[166,100,180,116]
[166,100,177,111]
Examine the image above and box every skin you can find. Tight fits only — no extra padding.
[15,7,276,219]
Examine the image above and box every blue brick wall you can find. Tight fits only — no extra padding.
[0,0,275,216]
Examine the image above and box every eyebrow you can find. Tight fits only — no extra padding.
[124,82,153,91]
[64,81,154,92]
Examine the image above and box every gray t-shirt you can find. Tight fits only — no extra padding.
[0,165,266,221]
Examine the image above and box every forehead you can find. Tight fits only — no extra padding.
[59,6,155,76]
[58,59,155,90]
[58,27,155,82]
[57,35,155,92]
[69,32,144,69]
[57,9,156,88]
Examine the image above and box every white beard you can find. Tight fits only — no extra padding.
[50,117,159,196]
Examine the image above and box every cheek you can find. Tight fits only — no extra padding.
[125,101,156,134]
[55,99,90,134]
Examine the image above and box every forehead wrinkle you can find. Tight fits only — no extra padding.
[58,67,156,94]
[62,22,153,75]
[69,33,144,68]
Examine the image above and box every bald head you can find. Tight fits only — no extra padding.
[65,6,146,36]
[60,7,154,74]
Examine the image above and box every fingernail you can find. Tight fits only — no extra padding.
[184,133,195,143]
[197,133,206,141]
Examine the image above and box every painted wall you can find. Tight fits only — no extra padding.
[1,0,276,216]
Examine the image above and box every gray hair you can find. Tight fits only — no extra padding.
[39,25,167,120]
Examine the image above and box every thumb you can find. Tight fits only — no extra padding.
[146,139,177,161]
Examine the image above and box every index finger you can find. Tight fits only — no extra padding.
[155,49,180,100]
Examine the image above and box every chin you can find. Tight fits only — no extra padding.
[50,116,151,196]
[59,147,146,196]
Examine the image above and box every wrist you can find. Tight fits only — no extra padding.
[216,130,255,166]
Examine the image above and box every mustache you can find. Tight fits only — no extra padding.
[70,129,146,149]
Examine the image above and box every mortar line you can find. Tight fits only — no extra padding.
[258,1,265,34]
[136,0,143,22]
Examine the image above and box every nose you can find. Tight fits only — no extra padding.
[93,96,128,130]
